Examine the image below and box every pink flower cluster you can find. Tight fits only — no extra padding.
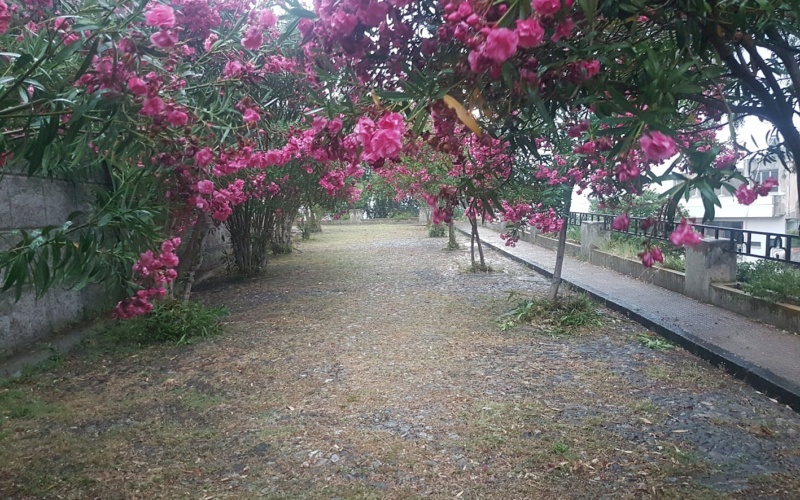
[113,238,181,319]
[500,201,532,223]
[735,177,778,205]
[354,112,407,163]
[0,0,10,35]
[640,131,677,163]
[668,218,703,247]
[638,244,664,268]
[527,205,562,233]
[193,178,248,221]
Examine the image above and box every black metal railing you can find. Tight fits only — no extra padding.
[569,212,800,266]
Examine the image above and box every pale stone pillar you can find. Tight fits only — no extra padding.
[580,221,609,258]
[684,238,737,302]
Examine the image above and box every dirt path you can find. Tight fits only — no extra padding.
[2,223,800,499]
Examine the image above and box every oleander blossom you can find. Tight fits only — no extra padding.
[355,112,407,163]
[638,244,664,268]
[113,237,182,319]
[0,0,12,35]
[612,212,630,231]
[145,4,176,29]
[640,131,677,162]
[516,18,545,48]
[127,77,148,95]
[735,183,757,205]
[167,109,189,127]
[482,28,518,63]
[669,218,703,247]
[532,0,563,16]
[242,108,261,124]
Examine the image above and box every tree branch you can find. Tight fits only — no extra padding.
[676,93,771,119]
[763,26,800,105]
[739,34,788,107]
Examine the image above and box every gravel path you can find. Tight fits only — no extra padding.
[1,223,799,499]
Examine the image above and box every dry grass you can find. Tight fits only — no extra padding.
[1,223,799,499]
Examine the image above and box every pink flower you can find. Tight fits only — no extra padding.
[611,212,630,231]
[532,0,562,16]
[140,96,165,116]
[756,177,778,196]
[551,18,575,42]
[127,76,148,95]
[516,18,545,49]
[259,9,278,28]
[581,59,601,78]
[195,147,213,166]
[370,128,403,159]
[145,4,176,29]
[150,29,178,48]
[0,0,10,36]
[482,28,518,63]
[224,60,244,78]
[328,117,343,135]
[242,108,261,124]
[735,183,757,205]
[161,237,181,253]
[203,33,219,52]
[242,26,263,50]
[638,245,664,268]
[167,109,189,127]
[640,131,677,162]
[197,180,215,194]
[669,218,703,247]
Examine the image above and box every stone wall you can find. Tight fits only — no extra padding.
[0,173,112,357]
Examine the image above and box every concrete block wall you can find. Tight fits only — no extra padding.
[0,173,111,357]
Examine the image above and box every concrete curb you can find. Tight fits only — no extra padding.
[457,226,800,412]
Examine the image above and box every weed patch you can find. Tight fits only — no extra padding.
[500,293,604,335]
[102,299,228,345]
[638,333,677,350]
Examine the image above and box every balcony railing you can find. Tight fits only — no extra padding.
[568,212,800,266]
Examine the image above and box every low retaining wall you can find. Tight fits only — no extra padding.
[482,221,800,333]
[710,284,800,333]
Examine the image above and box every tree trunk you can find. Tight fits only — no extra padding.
[470,220,476,266]
[176,214,211,301]
[447,219,458,249]
[469,217,487,271]
[548,189,573,301]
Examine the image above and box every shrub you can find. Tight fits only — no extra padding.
[738,260,800,306]
[429,224,446,237]
[500,293,604,334]
[108,300,228,345]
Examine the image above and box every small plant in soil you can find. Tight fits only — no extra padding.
[552,440,570,454]
[500,293,604,334]
[637,333,677,350]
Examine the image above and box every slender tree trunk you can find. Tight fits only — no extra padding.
[548,189,573,302]
[448,219,458,249]
[469,217,487,270]
[470,219,476,266]
[177,214,211,301]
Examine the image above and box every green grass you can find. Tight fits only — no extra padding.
[0,388,60,420]
[638,333,677,350]
[738,260,800,305]
[103,299,228,345]
[500,293,605,335]
[599,234,686,272]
